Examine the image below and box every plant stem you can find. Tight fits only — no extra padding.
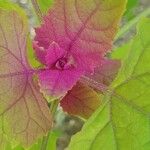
[40,132,51,150]
[40,99,59,150]
[115,8,150,40]
[31,0,43,21]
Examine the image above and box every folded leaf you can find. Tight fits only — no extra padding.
[60,59,120,119]
[68,18,150,150]
[0,3,52,147]
[60,82,101,119]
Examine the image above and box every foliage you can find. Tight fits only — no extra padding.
[68,18,150,150]
[0,1,52,148]
[36,0,53,14]
[124,0,139,20]
[0,0,150,150]
[31,0,127,136]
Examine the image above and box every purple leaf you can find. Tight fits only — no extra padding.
[37,42,84,97]
[60,82,101,119]
[34,0,126,97]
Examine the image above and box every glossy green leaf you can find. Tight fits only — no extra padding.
[68,18,150,150]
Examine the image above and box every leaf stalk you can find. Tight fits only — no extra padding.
[40,99,59,150]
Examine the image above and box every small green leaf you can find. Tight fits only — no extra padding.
[68,18,150,150]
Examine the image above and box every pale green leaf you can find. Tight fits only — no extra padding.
[111,42,131,60]
[68,18,150,150]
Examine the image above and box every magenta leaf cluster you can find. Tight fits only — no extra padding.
[33,40,98,97]
[33,0,121,98]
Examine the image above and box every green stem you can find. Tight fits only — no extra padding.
[115,8,150,40]
[40,132,51,150]
[40,100,59,150]
[31,0,43,21]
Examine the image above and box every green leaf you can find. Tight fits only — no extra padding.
[124,0,139,20]
[9,130,58,150]
[113,18,150,87]
[115,8,150,40]
[111,42,132,60]
[37,0,53,14]
[68,18,150,150]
